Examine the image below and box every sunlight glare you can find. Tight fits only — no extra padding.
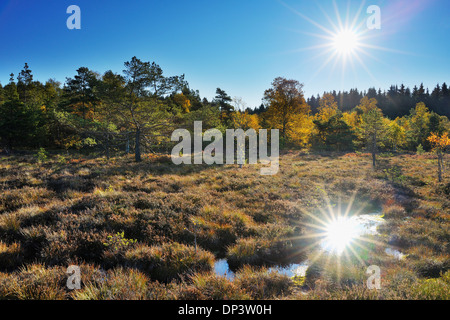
[333,29,359,55]
[323,216,359,254]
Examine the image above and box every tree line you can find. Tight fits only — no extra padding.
[0,59,449,166]
[305,83,450,119]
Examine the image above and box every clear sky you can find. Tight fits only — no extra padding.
[0,0,449,107]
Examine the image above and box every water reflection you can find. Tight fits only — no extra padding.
[213,259,309,280]
[321,213,385,254]
[213,213,406,279]
[214,259,235,280]
[269,262,309,277]
[385,247,406,260]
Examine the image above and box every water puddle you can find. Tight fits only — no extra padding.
[269,262,309,278]
[213,213,405,279]
[320,213,385,253]
[353,214,385,235]
[353,214,407,260]
[385,247,406,260]
[213,259,236,280]
[213,259,309,280]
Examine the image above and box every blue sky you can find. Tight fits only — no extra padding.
[0,0,449,107]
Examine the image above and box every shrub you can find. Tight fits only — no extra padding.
[56,154,67,165]
[412,258,450,278]
[416,144,425,155]
[235,266,293,299]
[124,242,214,282]
[36,148,48,163]
[73,268,176,300]
[178,273,250,300]
[226,236,295,270]
[306,283,381,300]
[191,206,256,254]
[383,204,407,219]
[0,187,53,214]
[411,271,450,300]
[103,231,137,251]
[226,238,269,269]
[382,268,418,300]
[304,260,324,288]
[382,269,450,300]
[0,264,68,300]
[0,242,23,271]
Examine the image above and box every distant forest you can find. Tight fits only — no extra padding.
[250,84,450,119]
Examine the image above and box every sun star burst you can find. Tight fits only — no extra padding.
[278,0,406,85]
[323,216,359,254]
[332,29,360,55]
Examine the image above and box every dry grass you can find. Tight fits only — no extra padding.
[0,151,448,299]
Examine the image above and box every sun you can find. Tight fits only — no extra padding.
[332,29,360,55]
[278,0,404,85]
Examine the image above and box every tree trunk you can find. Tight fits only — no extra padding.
[106,133,110,160]
[135,129,141,162]
[6,138,12,155]
[438,152,443,182]
[126,133,130,154]
[372,133,377,168]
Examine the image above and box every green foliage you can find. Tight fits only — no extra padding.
[36,147,48,163]
[416,144,425,155]
[103,232,137,251]
[214,88,234,127]
[0,86,40,151]
[82,137,97,148]
[411,271,450,299]
[1,62,449,156]
[56,154,67,164]
[384,165,406,184]
[408,103,432,149]
[313,113,355,151]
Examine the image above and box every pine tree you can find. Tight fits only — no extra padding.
[120,57,184,162]
[64,67,100,122]
[96,70,126,159]
[0,83,3,105]
[214,88,234,127]
[0,78,35,152]
[17,63,34,104]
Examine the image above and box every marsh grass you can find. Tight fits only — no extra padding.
[0,152,448,300]
[122,242,215,282]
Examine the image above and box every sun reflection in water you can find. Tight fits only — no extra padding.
[322,216,359,254]
[288,189,387,273]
